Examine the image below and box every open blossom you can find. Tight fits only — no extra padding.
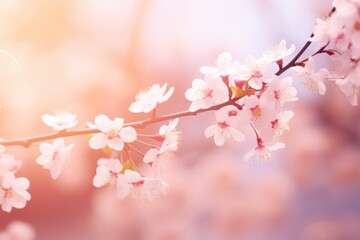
[205,106,250,146]
[185,74,228,112]
[200,52,240,77]
[337,78,360,106]
[41,111,78,131]
[129,83,174,113]
[36,138,74,179]
[263,39,295,62]
[262,76,298,106]
[242,95,275,131]
[262,110,294,140]
[144,118,181,165]
[293,57,330,95]
[89,114,137,151]
[244,137,285,163]
[233,55,273,90]
[0,172,31,212]
[116,170,168,201]
[93,158,122,188]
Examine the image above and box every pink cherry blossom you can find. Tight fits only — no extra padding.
[244,138,285,163]
[261,76,298,107]
[129,83,174,113]
[144,118,181,165]
[88,114,137,151]
[337,78,360,106]
[205,106,250,146]
[200,52,240,77]
[185,73,229,112]
[157,118,181,152]
[242,95,275,131]
[93,158,122,188]
[0,172,31,212]
[143,119,181,177]
[234,55,273,90]
[36,138,74,179]
[263,39,296,62]
[0,153,22,178]
[41,111,78,131]
[262,110,295,140]
[293,57,330,95]
[116,170,168,201]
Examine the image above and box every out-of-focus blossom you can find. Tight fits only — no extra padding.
[263,39,296,62]
[0,221,35,240]
[335,61,360,106]
[185,75,229,112]
[117,170,168,201]
[41,111,78,131]
[0,172,31,212]
[310,0,360,104]
[36,138,74,179]
[0,153,22,178]
[293,57,330,95]
[88,114,137,151]
[129,83,174,113]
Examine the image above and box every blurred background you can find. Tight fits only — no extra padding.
[1,0,360,239]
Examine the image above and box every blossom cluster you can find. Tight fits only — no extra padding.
[89,114,179,201]
[311,0,360,105]
[0,221,35,240]
[185,42,298,162]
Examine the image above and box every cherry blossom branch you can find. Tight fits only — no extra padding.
[0,97,242,148]
[275,7,336,76]
[0,7,338,149]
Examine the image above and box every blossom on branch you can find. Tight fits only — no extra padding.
[200,52,240,77]
[293,57,330,95]
[185,74,228,112]
[129,83,174,113]
[36,138,74,179]
[261,76,298,107]
[41,111,78,131]
[205,106,251,146]
[89,114,137,151]
[263,39,296,63]
[144,118,181,165]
